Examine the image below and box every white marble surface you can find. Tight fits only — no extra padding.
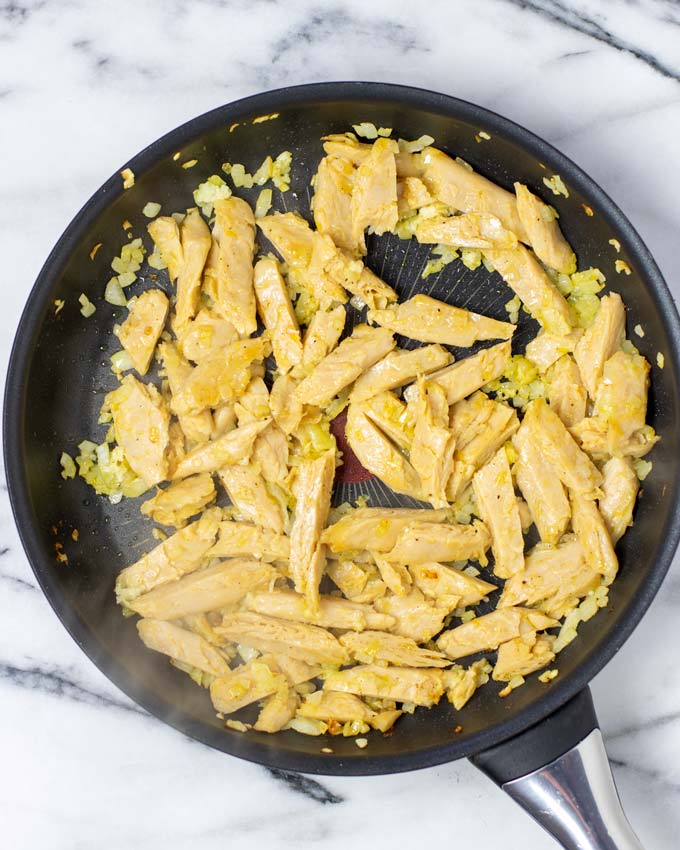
[2,1,680,848]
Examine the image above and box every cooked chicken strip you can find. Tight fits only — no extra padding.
[324,664,444,707]
[210,658,288,714]
[254,682,299,733]
[269,373,303,434]
[525,329,583,373]
[437,607,557,661]
[408,379,456,508]
[599,457,639,543]
[138,619,230,677]
[360,391,414,452]
[181,612,224,647]
[547,354,587,428]
[259,213,347,306]
[208,520,290,562]
[271,655,322,685]
[371,552,412,597]
[130,559,274,620]
[571,419,658,460]
[174,208,212,330]
[313,154,356,253]
[416,212,517,250]
[246,590,395,631]
[473,447,524,579]
[253,257,303,374]
[513,424,570,545]
[172,419,270,479]
[115,508,221,605]
[397,176,434,217]
[326,558,386,604]
[258,211,315,267]
[218,464,286,534]
[514,183,576,274]
[147,216,183,280]
[441,660,491,709]
[261,210,396,310]
[296,325,395,408]
[345,405,422,499]
[593,351,650,454]
[141,474,216,528]
[252,423,289,484]
[298,690,375,723]
[118,289,169,375]
[340,631,451,668]
[350,344,451,404]
[159,341,213,444]
[216,612,349,666]
[107,375,170,487]
[447,393,519,501]
[233,376,270,425]
[493,633,555,682]
[301,304,346,369]
[368,294,515,348]
[375,588,450,643]
[322,507,449,554]
[484,244,573,336]
[310,237,365,309]
[522,398,601,497]
[499,538,600,618]
[570,492,618,584]
[422,340,511,405]
[289,450,336,609]
[213,197,257,335]
[322,133,419,174]
[172,337,267,416]
[177,308,239,364]
[418,147,529,240]
[410,561,498,608]
[573,292,625,399]
[386,520,491,565]
[351,137,399,252]
[341,265,398,312]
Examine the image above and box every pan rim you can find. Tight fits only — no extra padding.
[5,80,680,775]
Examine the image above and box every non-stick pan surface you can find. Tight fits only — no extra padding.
[5,83,680,775]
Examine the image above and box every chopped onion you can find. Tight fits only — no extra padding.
[110,350,133,373]
[142,201,162,218]
[254,188,272,219]
[104,278,127,306]
[78,293,96,317]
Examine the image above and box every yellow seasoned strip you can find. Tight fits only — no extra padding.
[368,294,515,348]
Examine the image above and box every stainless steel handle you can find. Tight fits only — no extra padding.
[503,729,643,850]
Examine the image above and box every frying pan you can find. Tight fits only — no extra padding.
[5,83,680,850]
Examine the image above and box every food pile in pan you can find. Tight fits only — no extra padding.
[60,123,657,741]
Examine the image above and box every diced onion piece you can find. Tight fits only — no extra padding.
[142,202,162,218]
[104,278,127,306]
[79,293,96,317]
[398,134,434,153]
[254,188,273,219]
[272,151,292,191]
[120,168,135,189]
[110,350,134,373]
[60,452,76,480]
[352,122,379,139]
[193,174,232,216]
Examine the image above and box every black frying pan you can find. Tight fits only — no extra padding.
[5,83,680,849]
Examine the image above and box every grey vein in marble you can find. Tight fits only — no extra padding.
[501,0,680,81]
[267,769,344,805]
[0,660,146,715]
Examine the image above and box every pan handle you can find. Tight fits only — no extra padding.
[470,688,643,850]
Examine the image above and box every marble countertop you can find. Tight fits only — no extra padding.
[2,1,680,848]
